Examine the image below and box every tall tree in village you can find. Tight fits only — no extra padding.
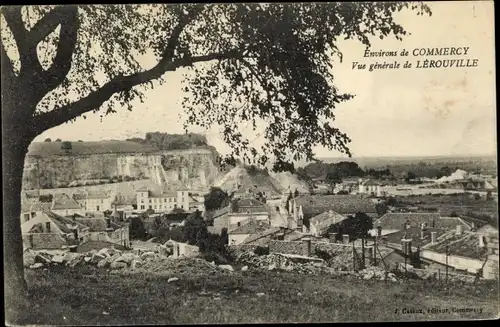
[1,3,431,313]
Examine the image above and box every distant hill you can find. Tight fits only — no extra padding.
[27,140,158,157]
[28,132,218,158]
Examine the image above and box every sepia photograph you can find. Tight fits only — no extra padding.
[2,1,498,325]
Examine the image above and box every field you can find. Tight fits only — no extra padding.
[7,265,499,325]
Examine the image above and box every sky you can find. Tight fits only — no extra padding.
[32,1,496,159]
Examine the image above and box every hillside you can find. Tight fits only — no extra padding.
[10,265,499,325]
[214,166,286,196]
[23,137,221,190]
[270,171,310,194]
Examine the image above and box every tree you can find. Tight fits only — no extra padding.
[204,187,230,211]
[405,171,417,183]
[129,217,147,240]
[61,141,72,153]
[55,138,62,142]
[1,3,431,312]
[183,210,206,245]
[44,138,51,142]
[325,169,342,193]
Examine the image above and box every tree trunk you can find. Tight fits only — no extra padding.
[2,59,36,320]
[3,128,33,321]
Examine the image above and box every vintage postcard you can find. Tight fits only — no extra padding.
[2,1,498,324]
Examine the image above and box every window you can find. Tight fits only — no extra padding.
[101,199,104,204]
[31,212,36,217]
[141,205,145,210]
[24,214,30,223]
[97,205,100,211]
[141,200,144,204]
[164,199,166,203]
[149,205,152,210]
[45,222,51,233]
[149,199,152,203]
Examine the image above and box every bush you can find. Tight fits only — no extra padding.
[254,246,269,256]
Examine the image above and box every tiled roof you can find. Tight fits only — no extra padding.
[241,227,281,244]
[362,179,383,186]
[51,194,81,210]
[309,210,348,231]
[381,227,449,249]
[46,211,89,234]
[232,198,268,214]
[75,217,123,232]
[295,195,377,215]
[229,220,271,235]
[29,202,52,212]
[375,213,468,230]
[73,192,109,200]
[427,232,491,260]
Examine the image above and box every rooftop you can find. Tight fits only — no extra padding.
[231,198,268,214]
[229,219,271,235]
[427,232,494,260]
[75,217,124,232]
[46,211,90,234]
[309,210,348,231]
[52,194,82,210]
[294,195,377,215]
[375,213,470,231]
[380,227,449,249]
[73,192,110,200]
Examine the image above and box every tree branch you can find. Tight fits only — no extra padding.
[1,6,38,73]
[27,6,74,46]
[31,5,240,134]
[1,38,15,81]
[39,6,79,96]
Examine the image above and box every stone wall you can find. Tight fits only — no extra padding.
[23,233,66,250]
[228,244,260,253]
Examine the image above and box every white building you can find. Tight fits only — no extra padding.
[358,179,384,197]
[73,191,113,213]
[136,187,190,213]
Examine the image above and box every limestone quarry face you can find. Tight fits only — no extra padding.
[23,147,220,190]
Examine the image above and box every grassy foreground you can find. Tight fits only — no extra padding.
[7,265,500,325]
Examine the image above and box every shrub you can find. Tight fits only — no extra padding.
[254,246,269,256]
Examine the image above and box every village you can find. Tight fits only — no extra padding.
[20,162,499,284]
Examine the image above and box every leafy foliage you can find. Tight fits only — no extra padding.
[204,187,230,211]
[60,141,72,153]
[183,210,207,245]
[127,132,211,150]
[2,3,431,171]
[129,217,147,240]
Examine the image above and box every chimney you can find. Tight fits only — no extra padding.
[377,226,382,237]
[478,235,485,248]
[430,231,437,244]
[329,232,337,243]
[471,222,476,231]
[302,238,312,257]
[456,224,463,236]
[342,234,350,244]
[420,228,425,240]
[401,239,412,255]
[106,217,112,230]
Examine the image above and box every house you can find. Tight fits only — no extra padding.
[289,194,378,230]
[206,206,230,234]
[72,191,113,213]
[358,179,385,196]
[228,219,271,245]
[307,210,348,237]
[20,201,52,224]
[421,231,499,279]
[233,182,275,200]
[334,178,362,194]
[227,198,270,230]
[21,211,90,250]
[74,216,130,248]
[477,224,498,236]
[136,187,190,212]
[374,213,471,236]
[50,193,86,217]
[189,193,205,212]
